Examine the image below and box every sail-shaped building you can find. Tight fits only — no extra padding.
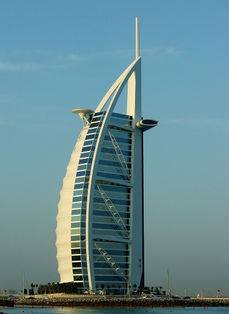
[56,18,158,293]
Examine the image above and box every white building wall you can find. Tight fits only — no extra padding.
[56,128,88,283]
[126,58,143,289]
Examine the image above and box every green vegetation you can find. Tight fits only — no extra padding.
[38,282,82,294]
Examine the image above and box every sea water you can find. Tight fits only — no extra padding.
[1,307,229,314]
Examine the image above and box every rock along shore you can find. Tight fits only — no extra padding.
[13,296,229,308]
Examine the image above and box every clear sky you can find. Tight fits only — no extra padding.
[0,0,228,296]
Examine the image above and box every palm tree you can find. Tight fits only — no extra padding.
[47,282,51,294]
[30,283,35,295]
[56,282,60,293]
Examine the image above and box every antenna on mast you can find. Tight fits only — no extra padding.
[135,17,140,59]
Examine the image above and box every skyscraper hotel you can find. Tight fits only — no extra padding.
[56,18,158,293]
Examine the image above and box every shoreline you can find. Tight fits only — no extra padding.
[9,296,229,308]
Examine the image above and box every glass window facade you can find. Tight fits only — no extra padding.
[69,111,133,290]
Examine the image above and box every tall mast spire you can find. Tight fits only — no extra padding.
[135,17,140,59]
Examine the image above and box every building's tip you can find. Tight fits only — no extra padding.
[135,17,140,59]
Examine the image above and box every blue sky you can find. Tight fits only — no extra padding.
[0,0,228,296]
